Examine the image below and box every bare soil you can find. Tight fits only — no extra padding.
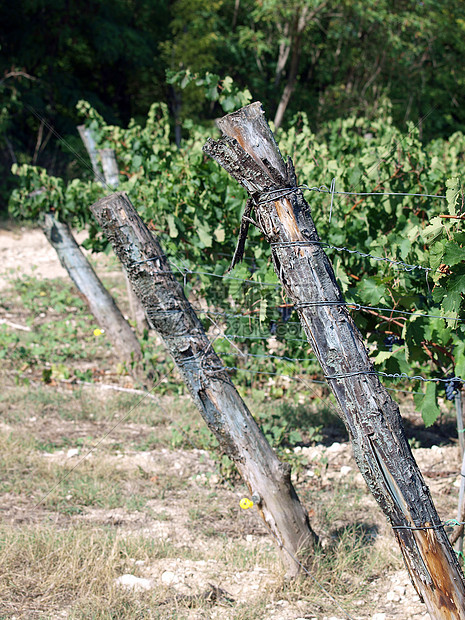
[1,225,463,620]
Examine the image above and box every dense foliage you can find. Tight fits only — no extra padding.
[9,99,465,425]
[2,0,465,207]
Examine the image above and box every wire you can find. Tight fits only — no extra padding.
[25,104,110,189]
[259,183,446,204]
[271,240,432,273]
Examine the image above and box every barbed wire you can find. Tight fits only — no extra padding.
[155,257,460,323]
[207,320,462,394]
[203,311,464,391]
[271,240,432,273]
[221,361,464,389]
[189,290,461,323]
[221,333,306,343]
[259,182,447,205]
[297,301,462,323]
[223,350,317,364]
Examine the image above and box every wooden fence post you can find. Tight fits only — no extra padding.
[98,148,120,188]
[77,125,103,184]
[91,192,318,577]
[96,146,149,335]
[41,213,147,385]
[202,102,465,619]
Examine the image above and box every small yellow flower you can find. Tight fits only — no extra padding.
[239,498,254,510]
[39,291,46,296]
[93,328,104,336]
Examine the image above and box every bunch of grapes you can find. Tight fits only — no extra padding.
[383,334,405,352]
[278,306,293,323]
[445,378,462,401]
[270,305,294,335]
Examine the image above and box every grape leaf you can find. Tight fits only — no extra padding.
[413,382,441,427]
[443,242,465,266]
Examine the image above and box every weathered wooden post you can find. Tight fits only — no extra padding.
[203,102,465,619]
[91,192,318,577]
[98,148,120,189]
[96,146,149,334]
[41,213,146,384]
[77,125,103,184]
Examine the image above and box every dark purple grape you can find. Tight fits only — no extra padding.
[278,306,293,323]
[445,378,462,401]
[383,334,404,352]
[384,335,395,352]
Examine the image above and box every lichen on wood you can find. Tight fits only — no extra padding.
[91,192,318,577]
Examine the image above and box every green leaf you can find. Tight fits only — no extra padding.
[213,225,225,243]
[357,278,386,305]
[423,217,444,244]
[455,341,465,378]
[448,273,465,293]
[288,429,303,444]
[413,382,441,427]
[429,241,445,270]
[441,291,461,316]
[373,350,395,364]
[131,154,142,170]
[443,242,465,266]
[194,216,212,247]
[432,286,446,303]
[166,214,178,238]
[446,177,461,216]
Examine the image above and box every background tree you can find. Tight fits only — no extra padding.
[0,0,169,204]
[2,0,465,210]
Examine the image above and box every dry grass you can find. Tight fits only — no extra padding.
[0,385,400,619]
[0,524,176,619]
[0,269,456,618]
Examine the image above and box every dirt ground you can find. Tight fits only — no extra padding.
[1,225,464,620]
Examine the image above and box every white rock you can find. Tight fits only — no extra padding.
[327,442,342,452]
[115,574,152,591]
[386,590,400,601]
[340,465,353,476]
[66,448,79,458]
[161,570,178,585]
[372,614,387,620]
